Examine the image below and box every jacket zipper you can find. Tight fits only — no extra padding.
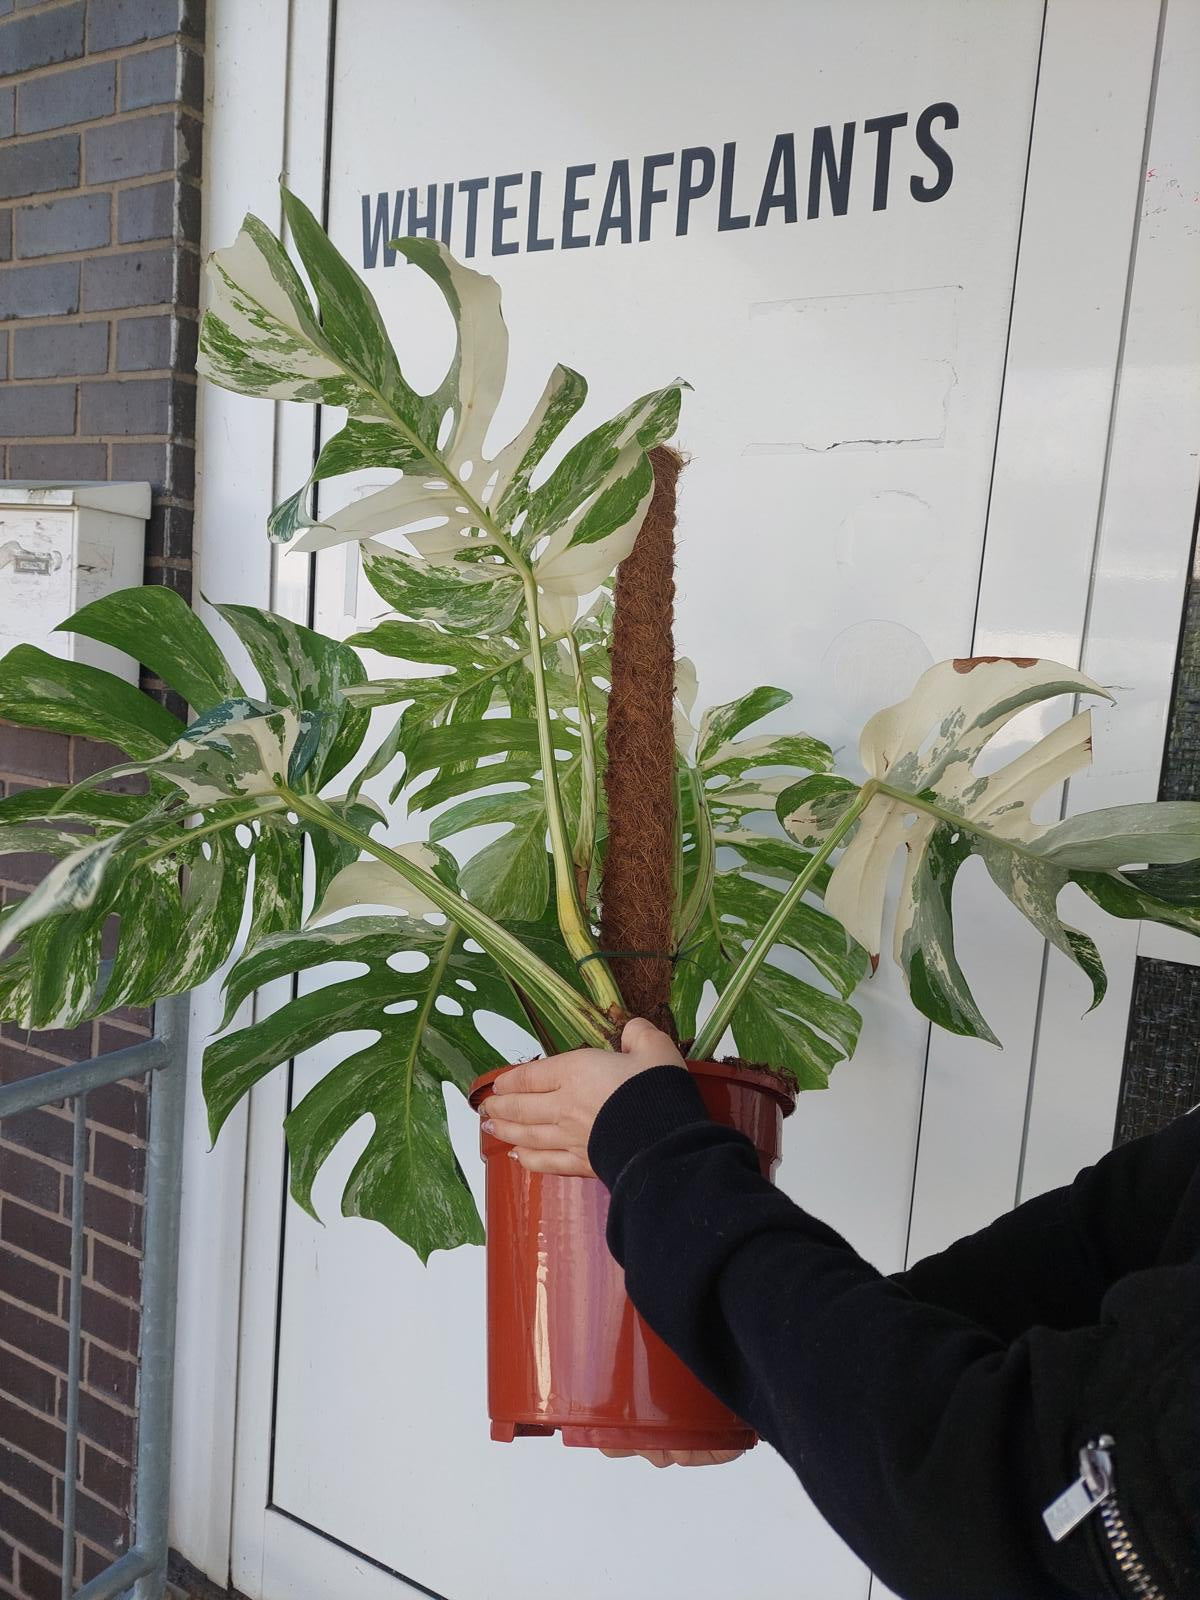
[1042,1436,1168,1599]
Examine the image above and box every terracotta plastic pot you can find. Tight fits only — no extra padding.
[468,1060,795,1451]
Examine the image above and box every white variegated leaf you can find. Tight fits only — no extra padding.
[309,849,443,923]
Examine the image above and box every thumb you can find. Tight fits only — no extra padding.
[620,1016,663,1054]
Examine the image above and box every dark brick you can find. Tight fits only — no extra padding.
[0,1201,70,1271]
[119,42,177,110]
[178,110,201,180]
[15,1550,60,1600]
[0,1538,9,1585]
[0,1342,57,1414]
[80,245,171,311]
[79,376,168,436]
[179,42,203,111]
[0,1299,68,1373]
[0,1145,60,1212]
[6,441,105,478]
[116,176,171,243]
[0,209,10,261]
[0,87,12,140]
[0,1248,60,1319]
[0,1039,64,1093]
[109,440,166,489]
[0,1439,53,1510]
[89,0,202,49]
[0,1486,61,1564]
[89,1238,138,1301]
[84,111,173,185]
[142,559,191,599]
[147,502,192,561]
[0,843,57,887]
[0,1395,62,1472]
[11,319,107,378]
[0,383,76,439]
[85,1342,135,1409]
[74,1484,127,1552]
[89,1134,143,1193]
[71,1386,133,1458]
[14,190,109,257]
[81,1441,130,1511]
[0,258,79,318]
[5,1022,94,1066]
[115,312,169,371]
[84,1068,144,1145]
[80,1182,141,1249]
[80,1287,136,1356]
[0,132,79,201]
[0,1110,73,1168]
[17,60,115,135]
[0,2,84,73]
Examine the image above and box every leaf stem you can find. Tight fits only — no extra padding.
[567,632,598,906]
[279,786,611,1046]
[691,780,878,1060]
[521,578,623,1015]
[674,764,716,948]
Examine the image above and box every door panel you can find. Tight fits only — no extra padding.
[204,2,1184,1596]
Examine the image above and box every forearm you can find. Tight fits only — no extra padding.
[592,1070,1089,1598]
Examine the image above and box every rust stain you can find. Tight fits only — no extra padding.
[951,655,1038,673]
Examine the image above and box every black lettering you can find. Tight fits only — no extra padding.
[439,181,455,246]
[362,191,403,268]
[863,112,907,210]
[676,146,715,235]
[911,102,958,202]
[754,134,797,226]
[808,123,855,218]
[718,142,750,231]
[459,177,490,258]
[527,170,555,252]
[596,160,632,245]
[407,184,438,238]
[492,173,522,256]
[562,163,596,248]
[639,152,675,242]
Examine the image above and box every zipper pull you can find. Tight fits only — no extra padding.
[1043,1437,1116,1543]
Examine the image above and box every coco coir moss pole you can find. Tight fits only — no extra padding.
[600,445,684,1038]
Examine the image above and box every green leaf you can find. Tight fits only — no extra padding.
[58,588,243,713]
[1029,801,1200,870]
[0,645,183,759]
[214,604,369,785]
[204,914,533,1259]
[459,812,549,923]
[362,547,523,635]
[697,686,792,764]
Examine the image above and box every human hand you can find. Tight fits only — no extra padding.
[479,1017,686,1177]
[600,1447,744,1468]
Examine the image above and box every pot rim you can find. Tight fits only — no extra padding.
[468,1057,796,1116]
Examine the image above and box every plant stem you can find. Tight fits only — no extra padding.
[691,780,878,1060]
[521,577,623,1015]
[674,764,715,948]
[567,632,597,906]
[279,786,612,1047]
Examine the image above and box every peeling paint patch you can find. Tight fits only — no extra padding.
[743,285,960,454]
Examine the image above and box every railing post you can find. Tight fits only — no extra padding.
[130,992,189,1600]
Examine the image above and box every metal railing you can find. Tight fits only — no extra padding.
[0,991,188,1600]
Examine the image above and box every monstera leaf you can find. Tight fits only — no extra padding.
[197,186,684,632]
[779,657,1200,1043]
[669,679,866,1086]
[0,589,374,1027]
[204,911,538,1259]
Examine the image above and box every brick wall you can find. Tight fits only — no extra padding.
[0,1,203,1593]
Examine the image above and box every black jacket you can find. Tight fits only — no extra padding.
[589,1067,1200,1599]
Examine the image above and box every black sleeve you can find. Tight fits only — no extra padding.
[892,1108,1200,1339]
[589,1068,1200,1600]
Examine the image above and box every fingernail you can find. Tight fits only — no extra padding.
[481,1118,495,1134]
[507,1149,520,1161]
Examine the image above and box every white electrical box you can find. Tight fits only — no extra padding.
[0,482,151,686]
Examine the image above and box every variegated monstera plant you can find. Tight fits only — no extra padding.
[2,189,1198,1259]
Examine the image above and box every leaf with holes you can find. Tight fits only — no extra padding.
[781,657,1200,1044]
[204,913,533,1259]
